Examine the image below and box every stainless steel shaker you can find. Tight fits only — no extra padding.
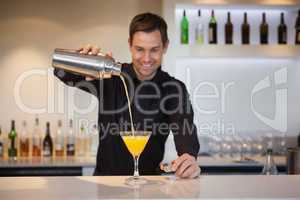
[52,48,122,78]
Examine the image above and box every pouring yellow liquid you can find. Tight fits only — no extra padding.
[122,135,149,157]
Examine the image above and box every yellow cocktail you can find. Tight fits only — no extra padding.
[120,131,151,186]
[122,135,149,157]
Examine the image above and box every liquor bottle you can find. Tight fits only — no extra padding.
[195,9,204,44]
[181,10,189,44]
[32,117,42,157]
[260,12,269,44]
[208,10,217,44]
[295,9,300,44]
[298,132,300,147]
[66,119,75,156]
[241,12,250,44]
[90,124,99,156]
[43,122,53,157]
[8,120,17,160]
[0,126,3,158]
[19,120,29,157]
[225,12,233,44]
[76,123,86,157]
[55,120,64,157]
[262,148,278,175]
[278,12,287,44]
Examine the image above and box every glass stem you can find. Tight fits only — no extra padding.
[133,156,139,179]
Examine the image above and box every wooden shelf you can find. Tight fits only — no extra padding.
[175,45,300,58]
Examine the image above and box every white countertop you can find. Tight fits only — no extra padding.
[0,175,299,199]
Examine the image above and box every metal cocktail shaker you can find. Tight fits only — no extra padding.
[52,48,122,78]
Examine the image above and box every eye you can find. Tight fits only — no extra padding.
[151,48,159,53]
[136,47,144,52]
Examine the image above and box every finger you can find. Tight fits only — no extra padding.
[106,51,113,57]
[189,166,201,179]
[105,51,115,61]
[172,154,190,171]
[182,165,200,179]
[175,159,193,177]
[81,44,92,54]
[76,47,83,52]
[85,76,96,81]
[91,46,100,56]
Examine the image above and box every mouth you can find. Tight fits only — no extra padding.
[142,64,152,68]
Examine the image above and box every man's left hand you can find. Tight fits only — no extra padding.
[172,153,200,179]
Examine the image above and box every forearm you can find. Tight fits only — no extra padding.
[54,68,100,97]
[54,68,85,86]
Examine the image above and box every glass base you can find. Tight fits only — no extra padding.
[125,176,148,186]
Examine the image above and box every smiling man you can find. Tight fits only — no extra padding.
[54,13,200,178]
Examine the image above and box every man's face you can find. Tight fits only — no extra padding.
[129,30,168,81]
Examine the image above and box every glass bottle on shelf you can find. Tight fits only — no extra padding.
[208,10,217,44]
[181,10,189,44]
[55,120,64,157]
[76,123,86,157]
[32,117,42,157]
[8,120,17,160]
[0,126,3,158]
[260,12,269,44]
[225,12,233,44]
[262,148,278,175]
[66,119,75,156]
[43,122,53,157]
[241,12,250,44]
[295,9,300,45]
[90,124,99,157]
[19,120,29,157]
[195,9,204,44]
[278,12,287,44]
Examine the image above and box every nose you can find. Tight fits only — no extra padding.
[142,52,151,63]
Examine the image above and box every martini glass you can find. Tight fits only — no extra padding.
[120,131,151,186]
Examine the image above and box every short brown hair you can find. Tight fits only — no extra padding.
[129,12,169,47]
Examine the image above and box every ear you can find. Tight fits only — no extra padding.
[128,38,132,47]
[163,40,169,54]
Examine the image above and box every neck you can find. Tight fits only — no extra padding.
[132,65,157,81]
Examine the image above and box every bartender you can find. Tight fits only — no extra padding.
[54,12,200,178]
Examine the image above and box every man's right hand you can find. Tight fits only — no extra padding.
[77,44,113,58]
[76,44,114,81]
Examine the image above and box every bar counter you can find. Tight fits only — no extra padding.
[1,175,299,199]
[0,155,287,176]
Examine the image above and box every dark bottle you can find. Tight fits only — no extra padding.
[181,10,189,44]
[0,126,3,158]
[8,120,17,160]
[66,119,75,156]
[295,9,300,45]
[260,12,269,44]
[278,12,287,44]
[225,12,233,44]
[209,10,217,44]
[43,122,53,157]
[241,12,250,44]
[298,132,300,147]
